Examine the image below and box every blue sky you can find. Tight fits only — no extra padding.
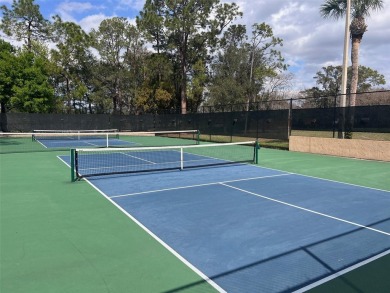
[38,0,141,19]
[35,0,142,30]
[1,0,389,90]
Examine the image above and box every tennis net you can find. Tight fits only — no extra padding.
[32,129,199,148]
[32,129,119,133]
[1,130,200,154]
[33,131,119,141]
[70,141,259,181]
[118,130,200,147]
[32,130,198,144]
[32,131,119,142]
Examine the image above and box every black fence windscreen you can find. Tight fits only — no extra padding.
[291,105,390,135]
[1,104,389,148]
[0,110,289,142]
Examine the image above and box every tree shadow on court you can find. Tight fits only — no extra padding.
[163,216,390,293]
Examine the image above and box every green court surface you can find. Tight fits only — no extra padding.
[0,152,215,293]
[1,148,389,293]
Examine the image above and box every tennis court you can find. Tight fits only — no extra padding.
[1,133,390,293]
[35,136,136,148]
[57,143,390,292]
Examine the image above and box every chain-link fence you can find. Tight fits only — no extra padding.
[1,91,389,143]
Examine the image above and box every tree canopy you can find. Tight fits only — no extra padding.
[0,0,51,51]
[0,0,386,114]
[300,64,386,107]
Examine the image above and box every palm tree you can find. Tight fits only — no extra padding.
[320,0,384,107]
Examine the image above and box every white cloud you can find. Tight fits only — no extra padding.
[57,1,105,13]
[116,0,144,12]
[79,13,110,32]
[3,0,389,89]
[224,0,390,89]
[54,1,106,23]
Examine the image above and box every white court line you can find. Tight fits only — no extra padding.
[78,152,162,172]
[39,139,100,147]
[293,249,390,292]
[83,177,227,293]
[35,139,48,149]
[57,155,70,167]
[253,164,390,194]
[57,155,389,292]
[110,139,140,146]
[220,182,390,236]
[79,155,249,175]
[117,150,208,165]
[119,149,233,165]
[84,141,100,147]
[57,153,226,291]
[120,152,157,164]
[110,173,292,199]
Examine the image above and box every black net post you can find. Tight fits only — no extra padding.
[255,140,260,164]
[70,149,76,182]
[208,119,212,142]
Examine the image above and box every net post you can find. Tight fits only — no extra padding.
[106,133,109,147]
[255,140,260,164]
[70,148,75,182]
[180,147,184,170]
[196,130,200,145]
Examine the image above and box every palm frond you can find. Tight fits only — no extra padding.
[352,0,384,18]
[320,0,346,19]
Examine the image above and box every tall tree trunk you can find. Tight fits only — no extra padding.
[244,48,256,134]
[66,78,71,113]
[113,78,119,114]
[181,71,187,114]
[27,22,32,52]
[0,102,6,114]
[180,43,187,115]
[346,34,362,138]
[350,36,361,107]
[247,49,255,111]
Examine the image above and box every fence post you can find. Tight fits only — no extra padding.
[288,98,292,138]
[332,95,337,138]
[231,117,237,143]
[208,118,212,142]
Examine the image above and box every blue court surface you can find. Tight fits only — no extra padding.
[59,153,390,292]
[36,137,136,148]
